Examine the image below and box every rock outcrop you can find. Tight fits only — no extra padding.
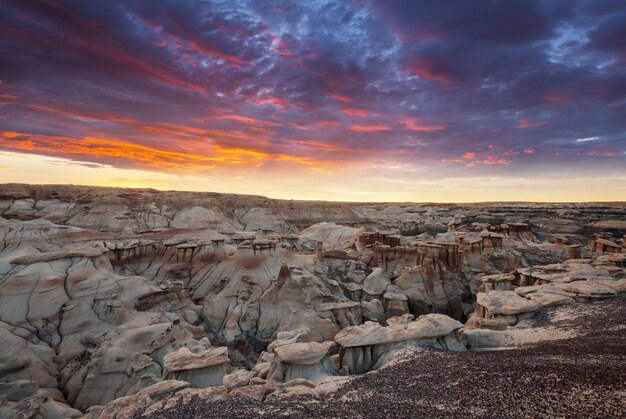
[0,185,624,417]
[335,314,465,374]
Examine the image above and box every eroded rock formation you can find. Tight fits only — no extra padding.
[0,184,623,417]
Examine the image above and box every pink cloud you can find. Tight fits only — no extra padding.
[349,124,391,132]
[543,93,572,104]
[342,107,371,117]
[407,58,455,88]
[273,38,293,57]
[483,155,510,165]
[516,119,548,129]
[587,149,615,157]
[293,120,340,130]
[400,117,445,132]
[503,150,520,156]
[327,93,353,103]
[215,114,280,126]
[254,96,288,109]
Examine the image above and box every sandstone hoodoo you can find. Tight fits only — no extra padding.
[0,185,624,418]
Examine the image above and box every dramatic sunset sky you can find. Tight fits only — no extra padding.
[0,1,625,201]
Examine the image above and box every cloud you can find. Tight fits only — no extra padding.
[342,108,372,117]
[400,118,445,131]
[349,124,391,132]
[516,119,549,129]
[576,136,600,143]
[0,131,328,173]
[0,0,623,188]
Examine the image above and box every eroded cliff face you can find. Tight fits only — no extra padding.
[0,185,624,417]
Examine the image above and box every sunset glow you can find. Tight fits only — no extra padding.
[0,1,624,201]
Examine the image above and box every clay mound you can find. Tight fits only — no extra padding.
[125,296,626,419]
[298,222,361,250]
[0,185,625,418]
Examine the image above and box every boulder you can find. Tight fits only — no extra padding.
[476,291,541,316]
[163,347,230,388]
[335,314,463,348]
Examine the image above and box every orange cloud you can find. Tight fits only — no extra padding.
[2,132,22,138]
[139,123,262,144]
[215,114,280,126]
[0,131,328,173]
[349,124,391,132]
[462,152,476,159]
[463,155,511,167]
[294,120,340,129]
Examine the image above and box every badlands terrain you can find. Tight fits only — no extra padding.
[0,183,624,418]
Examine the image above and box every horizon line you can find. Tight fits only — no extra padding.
[1,182,625,205]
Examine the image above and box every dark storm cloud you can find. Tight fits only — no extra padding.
[0,0,624,176]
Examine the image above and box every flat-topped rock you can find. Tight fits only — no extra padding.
[163,230,226,246]
[334,314,462,347]
[345,283,364,292]
[10,243,108,264]
[383,284,408,301]
[515,285,576,307]
[595,253,626,267]
[482,274,515,283]
[317,301,360,311]
[479,230,504,238]
[555,281,617,298]
[477,291,541,315]
[163,347,229,372]
[274,341,336,365]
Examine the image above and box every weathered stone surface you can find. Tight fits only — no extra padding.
[394,265,463,320]
[163,347,230,388]
[515,285,576,307]
[477,291,541,315]
[556,281,618,298]
[334,314,463,347]
[0,185,625,416]
[164,346,229,371]
[222,369,255,390]
[362,268,390,296]
[274,341,336,365]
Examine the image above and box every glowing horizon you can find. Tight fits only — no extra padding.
[0,1,624,202]
[2,151,625,203]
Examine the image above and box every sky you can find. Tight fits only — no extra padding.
[0,0,625,202]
